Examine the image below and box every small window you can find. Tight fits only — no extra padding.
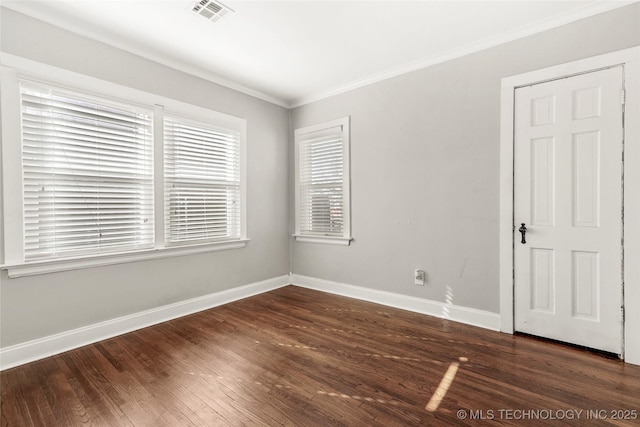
[164,115,242,245]
[294,117,351,245]
[19,82,154,260]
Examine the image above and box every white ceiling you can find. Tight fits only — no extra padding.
[2,1,635,107]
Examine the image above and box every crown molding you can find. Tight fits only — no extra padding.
[0,3,290,108]
[289,0,637,108]
[2,1,636,110]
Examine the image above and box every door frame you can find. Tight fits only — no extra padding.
[499,46,640,365]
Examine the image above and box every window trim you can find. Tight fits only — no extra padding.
[1,240,249,278]
[294,117,352,246]
[0,54,247,277]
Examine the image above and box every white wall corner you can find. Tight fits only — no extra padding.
[0,275,291,371]
[290,274,500,332]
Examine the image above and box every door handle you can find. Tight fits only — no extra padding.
[518,223,527,244]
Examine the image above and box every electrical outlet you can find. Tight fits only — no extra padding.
[414,269,425,286]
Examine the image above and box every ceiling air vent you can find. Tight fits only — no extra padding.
[191,0,233,22]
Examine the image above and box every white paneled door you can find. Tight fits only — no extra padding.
[514,66,624,354]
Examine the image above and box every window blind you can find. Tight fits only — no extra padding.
[20,83,154,260]
[164,116,241,245]
[297,126,345,236]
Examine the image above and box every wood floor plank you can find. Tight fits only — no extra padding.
[2,285,640,426]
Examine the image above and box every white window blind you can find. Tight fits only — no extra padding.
[20,82,154,261]
[164,116,241,245]
[295,117,351,243]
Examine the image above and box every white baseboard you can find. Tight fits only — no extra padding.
[1,274,502,371]
[0,275,290,371]
[291,274,501,332]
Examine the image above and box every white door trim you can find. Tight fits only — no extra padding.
[499,46,640,365]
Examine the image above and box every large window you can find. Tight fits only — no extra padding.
[0,66,246,277]
[20,83,154,260]
[294,117,351,245]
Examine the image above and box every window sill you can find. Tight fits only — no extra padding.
[293,235,352,246]
[1,239,249,278]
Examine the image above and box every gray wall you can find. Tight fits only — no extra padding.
[290,3,640,313]
[0,9,290,347]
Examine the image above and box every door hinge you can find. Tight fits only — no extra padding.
[621,89,626,105]
[621,306,625,323]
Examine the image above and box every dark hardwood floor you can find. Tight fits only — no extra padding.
[2,285,640,426]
